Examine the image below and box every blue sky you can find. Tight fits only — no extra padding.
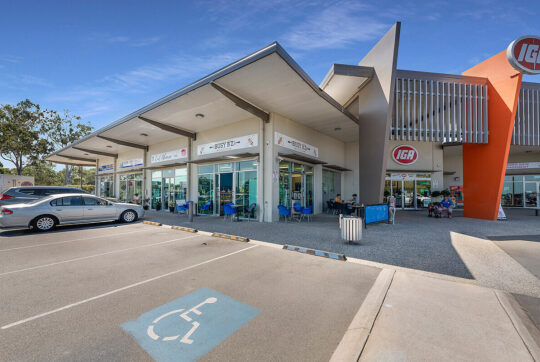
[0,0,539,168]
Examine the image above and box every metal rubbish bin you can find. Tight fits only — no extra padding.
[341,216,362,243]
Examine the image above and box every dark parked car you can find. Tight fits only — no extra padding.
[0,186,88,206]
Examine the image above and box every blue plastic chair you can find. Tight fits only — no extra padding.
[292,202,302,220]
[224,204,236,221]
[278,205,291,222]
[200,201,211,214]
[300,206,313,222]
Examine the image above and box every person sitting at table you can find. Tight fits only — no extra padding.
[436,195,454,218]
[351,194,360,205]
[334,194,342,202]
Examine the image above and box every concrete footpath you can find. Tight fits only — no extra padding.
[332,269,540,362]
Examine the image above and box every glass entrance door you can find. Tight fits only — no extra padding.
[162,177,175,211]
[524,182,539,208]
[387,174,432,210]
[391,181,403,208]
[403,180,415,208]
[217,172,233,216]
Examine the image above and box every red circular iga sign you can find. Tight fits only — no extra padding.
[392,145,418,165]
[507,35,540,75]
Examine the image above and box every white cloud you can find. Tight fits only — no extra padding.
[46,51,242,106]
[0,55,22,63]
[282,2,389,50]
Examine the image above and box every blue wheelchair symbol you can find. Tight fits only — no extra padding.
[122,288,260,362]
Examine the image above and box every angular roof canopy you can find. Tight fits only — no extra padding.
[320,64,374,106]
[47,42,360,165]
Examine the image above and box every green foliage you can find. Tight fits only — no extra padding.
[0,100,55,175]
[22,160,63,186]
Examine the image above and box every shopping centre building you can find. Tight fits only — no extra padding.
[47,23,540,221]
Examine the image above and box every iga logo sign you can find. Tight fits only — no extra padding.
[392,145,418,165]
[507,35,540,75]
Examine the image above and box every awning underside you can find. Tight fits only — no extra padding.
[47,44,360,166]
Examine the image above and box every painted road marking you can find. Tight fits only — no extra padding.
[1,245,258,330]
[0,228,166,252]
[0,235,200,277]
[122,288,260,362]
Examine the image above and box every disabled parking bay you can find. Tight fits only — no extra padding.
[0,223,380,361]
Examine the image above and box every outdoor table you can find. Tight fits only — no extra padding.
[351,204,362,217]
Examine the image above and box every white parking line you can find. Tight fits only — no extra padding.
[1,245,258,330]
[0,228,165,252]
[0,235,201,277]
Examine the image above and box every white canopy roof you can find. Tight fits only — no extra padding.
[47,42,360,165]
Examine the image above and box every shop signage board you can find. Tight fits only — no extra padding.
[151,148,188,163]
[98,164,114,172]
[120,158,144,169]
[506,161,540,169]
[392,145,418,165]
[275,132,318,158]
[197,134,257,156]
[507,35,540,75]
[390,173,416,180]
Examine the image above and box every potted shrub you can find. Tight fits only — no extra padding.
[142,197,150,211]
[154,201,161,211]
[169,200,175,213]
[431,190,442,202]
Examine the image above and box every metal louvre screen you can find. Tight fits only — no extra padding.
[513,85,540,146]
[392,77,488,144]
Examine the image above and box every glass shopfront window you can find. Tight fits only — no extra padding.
[197,160,258,218]
[385,173,431,209]
[278,160,313,209]
[119,173,143,204]
[99,175,114,198]
[503,175,540,208]
[151,168,188,211]
[323,169,341,207]
[151,171,162,210]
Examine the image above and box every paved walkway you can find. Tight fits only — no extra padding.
[357,271,539,362]
[144,209,540,282]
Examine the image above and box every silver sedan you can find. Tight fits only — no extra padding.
[0,193,145,232]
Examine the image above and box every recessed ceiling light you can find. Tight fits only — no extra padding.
[195,113,205,118]
[334,127,342,131]
[140,133,148,137]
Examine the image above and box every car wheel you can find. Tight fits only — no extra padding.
[120,210,138,223]
[33,215,57,232]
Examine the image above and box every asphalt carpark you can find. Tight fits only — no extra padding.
[0,222,380,361]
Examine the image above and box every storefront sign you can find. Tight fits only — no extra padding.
[392,145,418,165]
[98,164,114,172]
[119,158,143,169]
[197,134,257,156]
[275,132,318,158]
[507,161,540,170]
[507,35,540,75]
[390,173,416,180]
[151,148,188,163]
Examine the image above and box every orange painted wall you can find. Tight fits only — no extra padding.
[462,51,522,220]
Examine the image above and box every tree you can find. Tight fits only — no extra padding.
[22,160,62,186]
[0,100,54,175]
[45,110,93,184]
